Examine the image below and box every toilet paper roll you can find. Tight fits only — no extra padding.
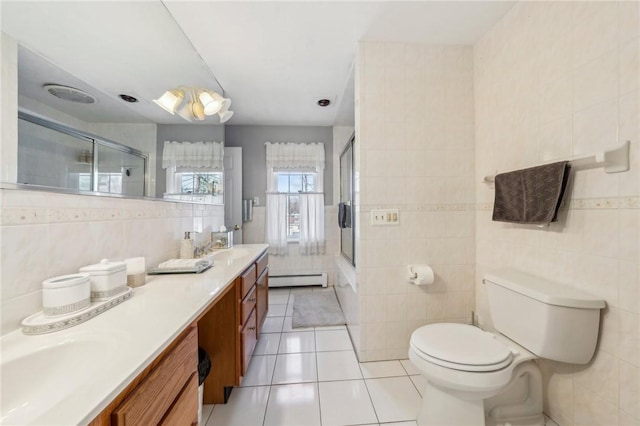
[408,264,435,285]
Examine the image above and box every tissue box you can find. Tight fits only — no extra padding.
[212,231,233,249]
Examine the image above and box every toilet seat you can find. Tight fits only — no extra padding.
[410,323,513,372]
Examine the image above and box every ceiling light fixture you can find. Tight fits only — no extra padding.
[153,87,233,123]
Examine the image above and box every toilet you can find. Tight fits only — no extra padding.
[409,268,606,426]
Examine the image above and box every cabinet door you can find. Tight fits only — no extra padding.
[256,268,269,335]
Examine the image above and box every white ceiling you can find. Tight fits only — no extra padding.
[1,1,515,126]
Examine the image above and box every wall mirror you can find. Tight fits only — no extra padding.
[2,2,226,204]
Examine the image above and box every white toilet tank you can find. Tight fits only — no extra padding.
[484,269,605,364]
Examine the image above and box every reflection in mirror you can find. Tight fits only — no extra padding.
[164,170,224,205]
[18,112,147,197]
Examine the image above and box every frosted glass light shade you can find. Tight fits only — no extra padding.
[200,91,222,116]
[219,110,234,123]
[153,89,184,114]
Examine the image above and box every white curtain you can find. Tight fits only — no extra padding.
[162,141,224,169]
[266,194,289,255]
[265,142,325,170]
[299,193,325,255]
[264,142,326,256]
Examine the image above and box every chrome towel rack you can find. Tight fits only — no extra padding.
[482,140,631,185]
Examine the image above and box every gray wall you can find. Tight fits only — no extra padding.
[155,124,225,197]
[225,125,333,206]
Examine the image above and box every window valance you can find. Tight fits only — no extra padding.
[162,141,224,169]
[265,142,325,170]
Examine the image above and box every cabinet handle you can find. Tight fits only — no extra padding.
[249,298,256,303]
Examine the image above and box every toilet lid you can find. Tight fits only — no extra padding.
[410,323,513,372]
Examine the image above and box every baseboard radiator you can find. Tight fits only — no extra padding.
[269,272,328,288]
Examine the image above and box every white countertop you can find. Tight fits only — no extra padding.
[0,244,268,426]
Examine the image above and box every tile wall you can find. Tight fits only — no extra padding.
[0,188,224,335]
[354,41,476,361]
[474,2,639,425]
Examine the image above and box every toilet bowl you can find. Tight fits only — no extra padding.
[409,323,543,426]
[409,268,606,426]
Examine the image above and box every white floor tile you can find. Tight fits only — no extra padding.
[316,351,363,382]
[400,359,420,375]
[383,422,418,426]
[279,331,316,353]
[262,316,285,333]
[319,380,378,426]
[254,333,281,355]
[268,304,288,317]
[360,360,407,378]
[316,330,353,352]
[207,386,269,426]
[269,290,291,305]
[272,352,318,384]
[283,315,315,333]
[365,377,421,423]
[408,375,427,397]
[201,404,214,425]
[241,355,277,387]
[286,302,294,316]
[264,383,321,426]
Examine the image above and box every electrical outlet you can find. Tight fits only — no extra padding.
[371,209,400,226]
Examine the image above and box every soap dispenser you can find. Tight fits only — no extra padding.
[180,231,195,259]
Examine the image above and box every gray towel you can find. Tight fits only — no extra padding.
[492,161,570,224]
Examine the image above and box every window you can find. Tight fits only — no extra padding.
[275,171,317,241]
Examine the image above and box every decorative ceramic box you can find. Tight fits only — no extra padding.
[79,258,128,301]
[212,231,233,249]
[42,273,91,317]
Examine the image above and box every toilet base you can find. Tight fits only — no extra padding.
[416,361,544,426]
[418,380,485,426]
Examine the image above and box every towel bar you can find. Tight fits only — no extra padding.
[482,140,630,185]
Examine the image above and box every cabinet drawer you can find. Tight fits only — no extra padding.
[241,309,257,375]
[112,327,197,425]
[256,268,268,334]
[159,372,198,426]
[256,251,268,278]
[240,264,256,299]
[241,285,257,326]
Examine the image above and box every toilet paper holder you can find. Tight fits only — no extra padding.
[407,264,435,285]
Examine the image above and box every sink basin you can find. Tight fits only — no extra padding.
[204,248,250,264]
[1,332,119,425]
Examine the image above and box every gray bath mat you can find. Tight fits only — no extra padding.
[292,289,347,328]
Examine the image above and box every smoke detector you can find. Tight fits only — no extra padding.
[43,84,97,104]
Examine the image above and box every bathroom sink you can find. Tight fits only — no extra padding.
[1,332,119,424]
[207,248,250,264]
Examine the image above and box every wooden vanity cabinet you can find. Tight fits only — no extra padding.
[88,249,270,423]
[89,326,198,426]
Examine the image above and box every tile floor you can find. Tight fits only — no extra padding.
[203,287,422,426]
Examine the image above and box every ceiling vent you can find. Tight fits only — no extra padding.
[43,84,97,104]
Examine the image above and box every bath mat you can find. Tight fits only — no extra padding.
[292,289,346,329]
